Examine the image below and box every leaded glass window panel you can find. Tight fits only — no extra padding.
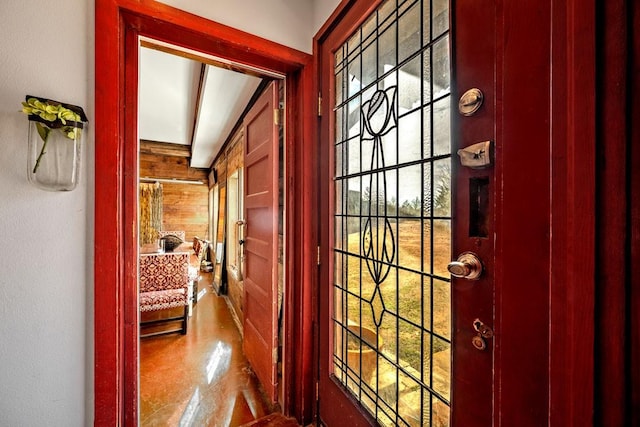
[332,0,452,425]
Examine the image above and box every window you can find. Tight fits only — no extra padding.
[226,169,244,280]
[332,0,452,424]
[209,184,219,248]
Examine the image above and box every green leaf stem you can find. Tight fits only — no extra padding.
[35,122,50,141]
[32,123,51,174]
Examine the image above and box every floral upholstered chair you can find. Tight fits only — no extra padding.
[139,252,190,336]
[189,237,209,303]
[192,236,209,268]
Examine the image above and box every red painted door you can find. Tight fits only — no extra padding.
[317,0,495,425]
[243,80,280,403]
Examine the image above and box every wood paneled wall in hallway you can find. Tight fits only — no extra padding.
[139,141,210,243]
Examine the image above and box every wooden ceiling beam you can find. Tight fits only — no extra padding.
[140,39,276,79]
[190,64,206,151]
[139,140,192,158]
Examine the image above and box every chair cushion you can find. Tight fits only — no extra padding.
[140,289,187,312]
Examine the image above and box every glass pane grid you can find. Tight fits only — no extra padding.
[332,0,451,425]
[334,29,450,116]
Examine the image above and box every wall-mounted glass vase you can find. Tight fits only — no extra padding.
[23,96,88,191]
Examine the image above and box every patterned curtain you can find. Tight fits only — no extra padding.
[139,182,163,245]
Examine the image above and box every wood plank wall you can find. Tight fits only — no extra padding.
[161,182,208,243]
[139,142,210,243]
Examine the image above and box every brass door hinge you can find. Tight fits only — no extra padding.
[274,108,283,126]
[315,381,319,401]
[318,94,322,117]
[317,246,321,266]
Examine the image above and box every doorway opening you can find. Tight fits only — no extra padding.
[136,39,288,422]
[94,3,315,424]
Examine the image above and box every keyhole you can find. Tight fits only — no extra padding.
[472,335,486,351]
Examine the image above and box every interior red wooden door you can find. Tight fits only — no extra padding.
[317,0,495,425]
[243,80,280,403]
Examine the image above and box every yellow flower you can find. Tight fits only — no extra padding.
[61,126,80,140]
[22,98,80,125]
[59,109,80,125]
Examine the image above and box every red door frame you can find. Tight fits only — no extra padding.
[313,0,599,425]
[632,4,640,424]
[596,0,639,424]
[94,0,316,424]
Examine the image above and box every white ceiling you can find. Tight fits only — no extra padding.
[138,47,200,146]
[191,65,261,168]
[138,46,262,169]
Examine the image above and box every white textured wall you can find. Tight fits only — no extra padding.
[0,0,339,425]
[158,0,316,52]
[155,0,341,53]
[0,0,93,426]
[313,0,342,36]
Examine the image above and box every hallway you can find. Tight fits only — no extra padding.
[140,273,287,426]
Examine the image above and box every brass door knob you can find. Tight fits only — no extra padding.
[447,252,483,280]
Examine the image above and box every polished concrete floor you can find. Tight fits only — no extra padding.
[140,273,292,426]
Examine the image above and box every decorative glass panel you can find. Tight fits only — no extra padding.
[333,0,452,425]
[398,1,421,63]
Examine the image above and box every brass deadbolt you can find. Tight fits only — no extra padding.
[458,88,484,116]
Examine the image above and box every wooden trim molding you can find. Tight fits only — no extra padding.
[594,0,630,424]
[94,1,313,424]
[549,0,596,425]
[94,0,124,422]
[631,2,640,422]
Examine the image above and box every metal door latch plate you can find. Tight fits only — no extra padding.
[457,140,493,169]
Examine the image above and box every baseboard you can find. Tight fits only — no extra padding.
[223,295,244,338]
